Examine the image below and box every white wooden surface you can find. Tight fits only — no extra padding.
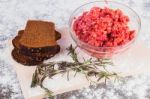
[6,27,150,99]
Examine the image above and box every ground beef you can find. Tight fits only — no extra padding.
[73,7,135,47]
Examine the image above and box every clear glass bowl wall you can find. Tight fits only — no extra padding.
[69,1,141,58]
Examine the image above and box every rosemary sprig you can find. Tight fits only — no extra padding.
[31,44,119,98]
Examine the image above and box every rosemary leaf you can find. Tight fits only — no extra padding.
[67,71,70,81]
[74,70,78,77]
[31,73,37,87]
[31,69,39,88]
[41,85,53,99]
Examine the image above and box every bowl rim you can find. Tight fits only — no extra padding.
[68,0,141,50]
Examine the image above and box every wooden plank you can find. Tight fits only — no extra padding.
[7,27,150,99]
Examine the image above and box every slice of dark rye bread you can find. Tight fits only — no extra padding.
[11,48,43,66]
[20,20,57,48]
[12,30,61,57]
[12,48,56,63]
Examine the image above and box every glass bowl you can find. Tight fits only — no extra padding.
[69,1,141,58]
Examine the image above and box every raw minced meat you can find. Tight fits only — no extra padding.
[73,7,135,47]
